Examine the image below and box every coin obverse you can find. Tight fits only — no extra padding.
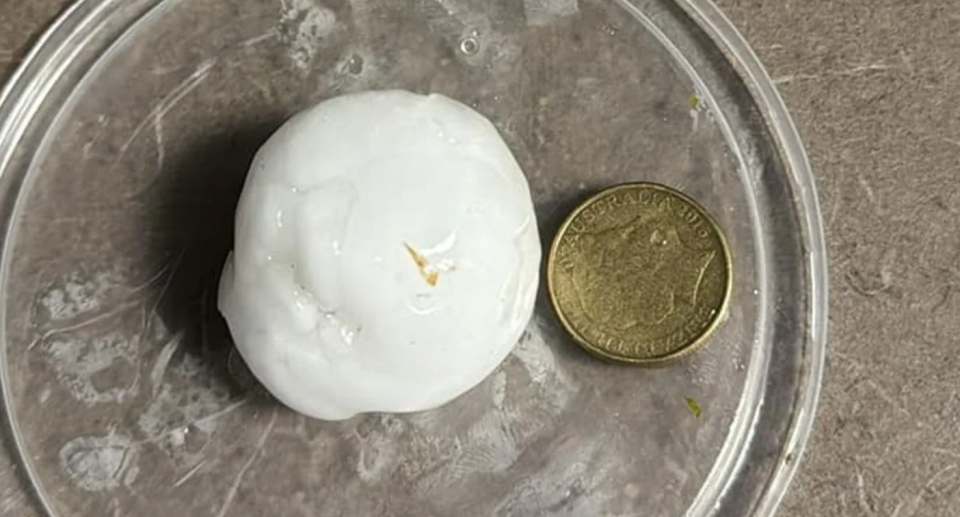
[547,182,732,365]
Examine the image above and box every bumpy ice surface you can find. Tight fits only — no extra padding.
[219,90,541,420]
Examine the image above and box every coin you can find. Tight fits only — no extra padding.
[547,183,731,364]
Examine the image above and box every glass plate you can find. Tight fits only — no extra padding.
[0,0,827,515]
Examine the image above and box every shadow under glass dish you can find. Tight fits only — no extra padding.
[0,0,826,516]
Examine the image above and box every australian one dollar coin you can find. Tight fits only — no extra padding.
[547,183,732,364]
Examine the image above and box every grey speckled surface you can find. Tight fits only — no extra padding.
[715,2,960,516]
[2,0,959,516]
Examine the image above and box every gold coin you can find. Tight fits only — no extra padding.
[547,183,732,364]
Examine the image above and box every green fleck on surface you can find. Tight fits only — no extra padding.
[688,95,700,110]
[785,452,795,464]
[685,397,702,418]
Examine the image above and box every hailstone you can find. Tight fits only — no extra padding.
[219,90,541,420]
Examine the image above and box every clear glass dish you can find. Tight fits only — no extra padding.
[0,0,827,515]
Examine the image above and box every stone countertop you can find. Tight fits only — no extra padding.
[1,1,959,516]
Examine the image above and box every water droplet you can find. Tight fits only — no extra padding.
[408,293,439,315]
[340,324,360,345]
[459,36,480,56]
[346,54,364,75]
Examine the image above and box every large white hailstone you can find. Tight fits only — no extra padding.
[219,90,541,420]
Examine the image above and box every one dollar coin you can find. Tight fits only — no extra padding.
[547,183,732,364]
